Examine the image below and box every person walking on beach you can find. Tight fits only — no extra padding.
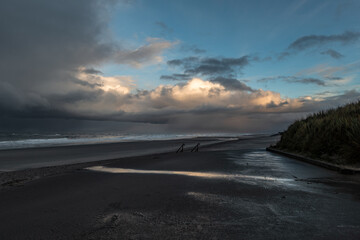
[191,143,200,152]
[176,143,185,153]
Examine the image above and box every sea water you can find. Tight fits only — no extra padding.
[0,132,242,150]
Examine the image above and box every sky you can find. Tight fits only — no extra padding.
[1,0,360,134]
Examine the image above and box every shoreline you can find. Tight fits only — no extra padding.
[0,136,254,190]
[266,147,360,174]
[0,134,277,191]
[0,135,241,152]
[0,134,272,172]
[0,136,244,172]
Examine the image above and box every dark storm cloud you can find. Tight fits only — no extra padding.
[166,56,250,77]
[320,49,344,59]
[288,31,360,51]
[0,0,141,125]
[210,77,253,92]
[48,89,105,104]
[258,76,326,86]
[0,0,173,105]
[0,0,175,125]
[0,0,115,91]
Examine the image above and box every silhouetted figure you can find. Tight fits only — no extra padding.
[191,143,200,152]
[176,143,185,153]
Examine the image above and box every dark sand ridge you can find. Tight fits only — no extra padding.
[0,135,360,239]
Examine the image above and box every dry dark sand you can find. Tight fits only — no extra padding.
[0,135,360,239]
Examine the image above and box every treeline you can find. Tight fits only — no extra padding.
[275,101,360,165]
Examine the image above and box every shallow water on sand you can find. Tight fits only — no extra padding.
[86,166,294,186]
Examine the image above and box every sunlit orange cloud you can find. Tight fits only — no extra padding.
[63,73,312,120]
[120,78,305,113]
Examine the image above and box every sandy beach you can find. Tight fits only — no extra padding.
[0,136,232,172]
[0,135,360,239]
[3,0,360,239]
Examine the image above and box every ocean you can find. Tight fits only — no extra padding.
[0,132,242,150]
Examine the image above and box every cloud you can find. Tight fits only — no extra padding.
[167,57,199,67]
[258,76,326,86]
[290,78,325,86]
[71,78,103,89]
[0,0,119,114]
[160,74,192,81]
[320,49,344,59]
[2,71,360,133]
[0,0,114,83]
[163,56,255,85]
[180,44,206,54]
[0,0,136,119]
[209,77,253,91]
[106,78,360,132]
[278,31,360,59]
[0,73,293,123]
[81,68,103,75]
[166,56,250,78]
[288,31,360,51]
[155,21,173,34]
[1,1,359,134]
[0,75,313,120]
[114,38,177,68]
[277,51,291,60]
[128,78,293,113]
[266,101,289,109]
[0,0,178,128]
[297,62,360,83]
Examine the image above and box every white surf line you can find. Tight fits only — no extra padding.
[85,166,293,183]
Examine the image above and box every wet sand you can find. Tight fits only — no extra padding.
[0,137,231,171]
[0,135,360,239]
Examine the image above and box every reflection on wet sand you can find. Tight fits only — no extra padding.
[86,166,293,183]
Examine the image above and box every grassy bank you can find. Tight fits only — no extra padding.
[274,101,360,166]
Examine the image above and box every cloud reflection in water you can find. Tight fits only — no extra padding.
[86,166,293,184]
